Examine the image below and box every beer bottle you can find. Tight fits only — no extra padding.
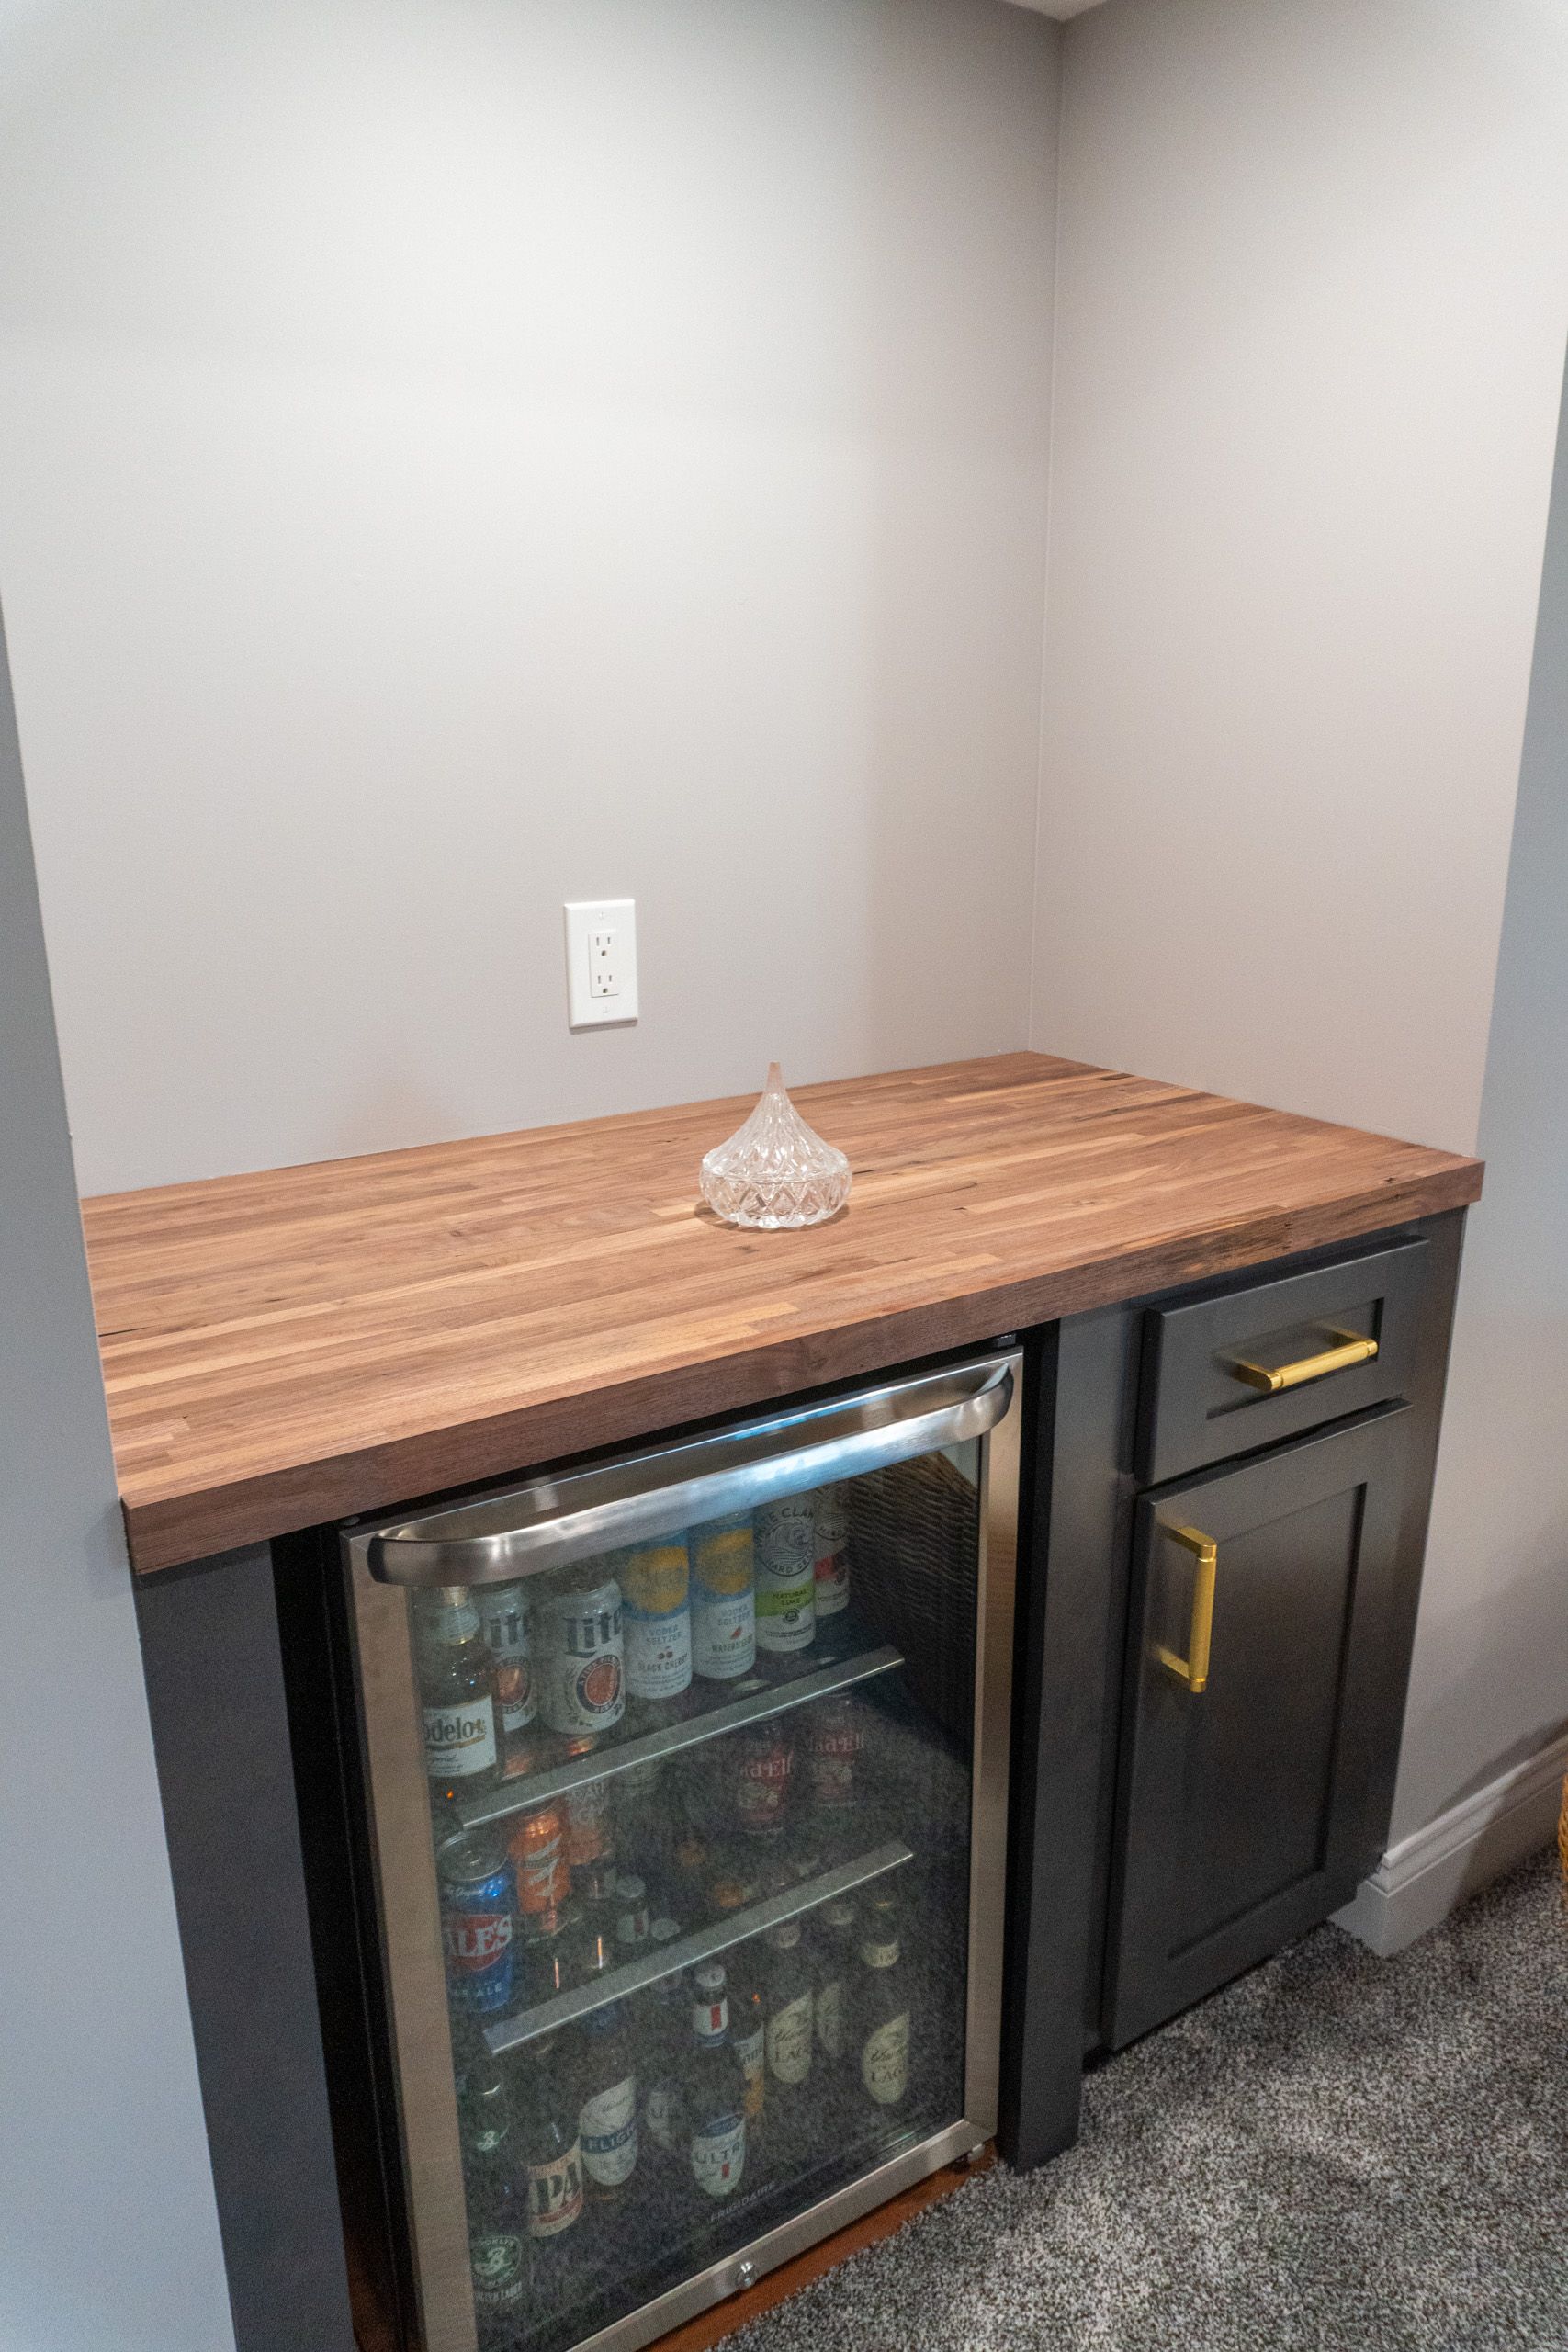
[415,1585,502,1793]
[714,1907,766,2155]
[639,1966,689,2175]
[852,1894,910,2120]
[811,1896,858,2064]
[515,2036,584,2300]
[457,2056,527,2342]
[685,1963,748,2205]
[761,1920,815,2148]
[576,2000,638,2203]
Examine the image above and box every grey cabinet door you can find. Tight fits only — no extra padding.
[1105,1405,1412,2047]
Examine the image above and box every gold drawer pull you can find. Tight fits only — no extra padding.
[1231,1329,1378,1395]
[1153,1523,1218,1695]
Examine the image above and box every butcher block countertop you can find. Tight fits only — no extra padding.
[82,1052,1483,1574]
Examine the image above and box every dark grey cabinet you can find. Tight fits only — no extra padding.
[1104,1405,1413,2045]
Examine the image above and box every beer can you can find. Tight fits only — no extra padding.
[479,1581,535,1737]
[438,1833,516,2015]
[690,1514,757,1680]
[733,1721,794,1839]
[807,1694,863,1814]
[754,1495,817,1655]
[812,1484,851,1622]
[509,1804,569,1923]
[537,1576,626,1738]
[565,1779,616,1903]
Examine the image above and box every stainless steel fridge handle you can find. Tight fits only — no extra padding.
[361,1354,1015,1587]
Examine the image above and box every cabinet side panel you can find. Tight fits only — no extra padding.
[137,1546,356,2352]
[999,1308,1139,2170]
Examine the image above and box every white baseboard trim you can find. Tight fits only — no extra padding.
[1334,1730,1568,1958]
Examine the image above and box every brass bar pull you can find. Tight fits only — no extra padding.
[1153,1523,1218,1694]
[1231,1328,1378,1395]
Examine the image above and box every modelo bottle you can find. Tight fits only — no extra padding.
[690,1513,758,1684]
[852,1894,911,2119]
[576,2000,638,2204]
[753,1495,817,1667]
[685,1962,748,2206]
[416,1586,502,1794]
[620,1538,694,1724]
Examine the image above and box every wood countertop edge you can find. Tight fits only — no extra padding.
[118,1157,1482,1576]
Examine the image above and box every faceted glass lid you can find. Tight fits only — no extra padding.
[699,1063,852,1231]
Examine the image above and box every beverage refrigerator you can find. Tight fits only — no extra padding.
[338,1349,1022,2352]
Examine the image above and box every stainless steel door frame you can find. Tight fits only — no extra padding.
[343,1348,1023,2352]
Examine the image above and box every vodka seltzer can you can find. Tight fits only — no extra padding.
[620,1540,693,1704]
[753,1495,817,1656]
[438,1832,516,2015]
[691,1515,757,1680]
[538,1577,625,1739]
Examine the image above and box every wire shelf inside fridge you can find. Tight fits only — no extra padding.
[456,1640,904,1829]
[482,1836,914,2057]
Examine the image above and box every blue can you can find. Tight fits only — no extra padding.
[438,1832,516,2015]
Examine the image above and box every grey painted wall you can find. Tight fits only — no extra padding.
[0,0,1056,1194]
[1032,0,1568,1156]
[0,608,235,2346]
[1390,360,1568,1841]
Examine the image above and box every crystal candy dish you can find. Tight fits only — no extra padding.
[699,1062,852,1230]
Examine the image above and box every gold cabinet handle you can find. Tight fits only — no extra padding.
[1153,1523,1218,1694]
[1231,1329,1378,1395]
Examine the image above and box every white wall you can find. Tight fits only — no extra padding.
[0,606,235,2350]
[1035,0,1568,1853]
[1390,361,1568,1842]
[1033,0,1568,1156]
[0,0,1056,1195]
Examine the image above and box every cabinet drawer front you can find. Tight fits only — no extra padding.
[1106,1405,1414,2047]
[1138,1236,1427,1484]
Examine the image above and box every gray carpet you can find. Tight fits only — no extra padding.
[727,1853,1568,2352]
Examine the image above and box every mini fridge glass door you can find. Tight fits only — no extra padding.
[344,1351,1021,2352]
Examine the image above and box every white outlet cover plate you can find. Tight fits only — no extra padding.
[564,899,638,1029]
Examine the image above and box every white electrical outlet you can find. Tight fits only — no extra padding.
[564,899,638,1028]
